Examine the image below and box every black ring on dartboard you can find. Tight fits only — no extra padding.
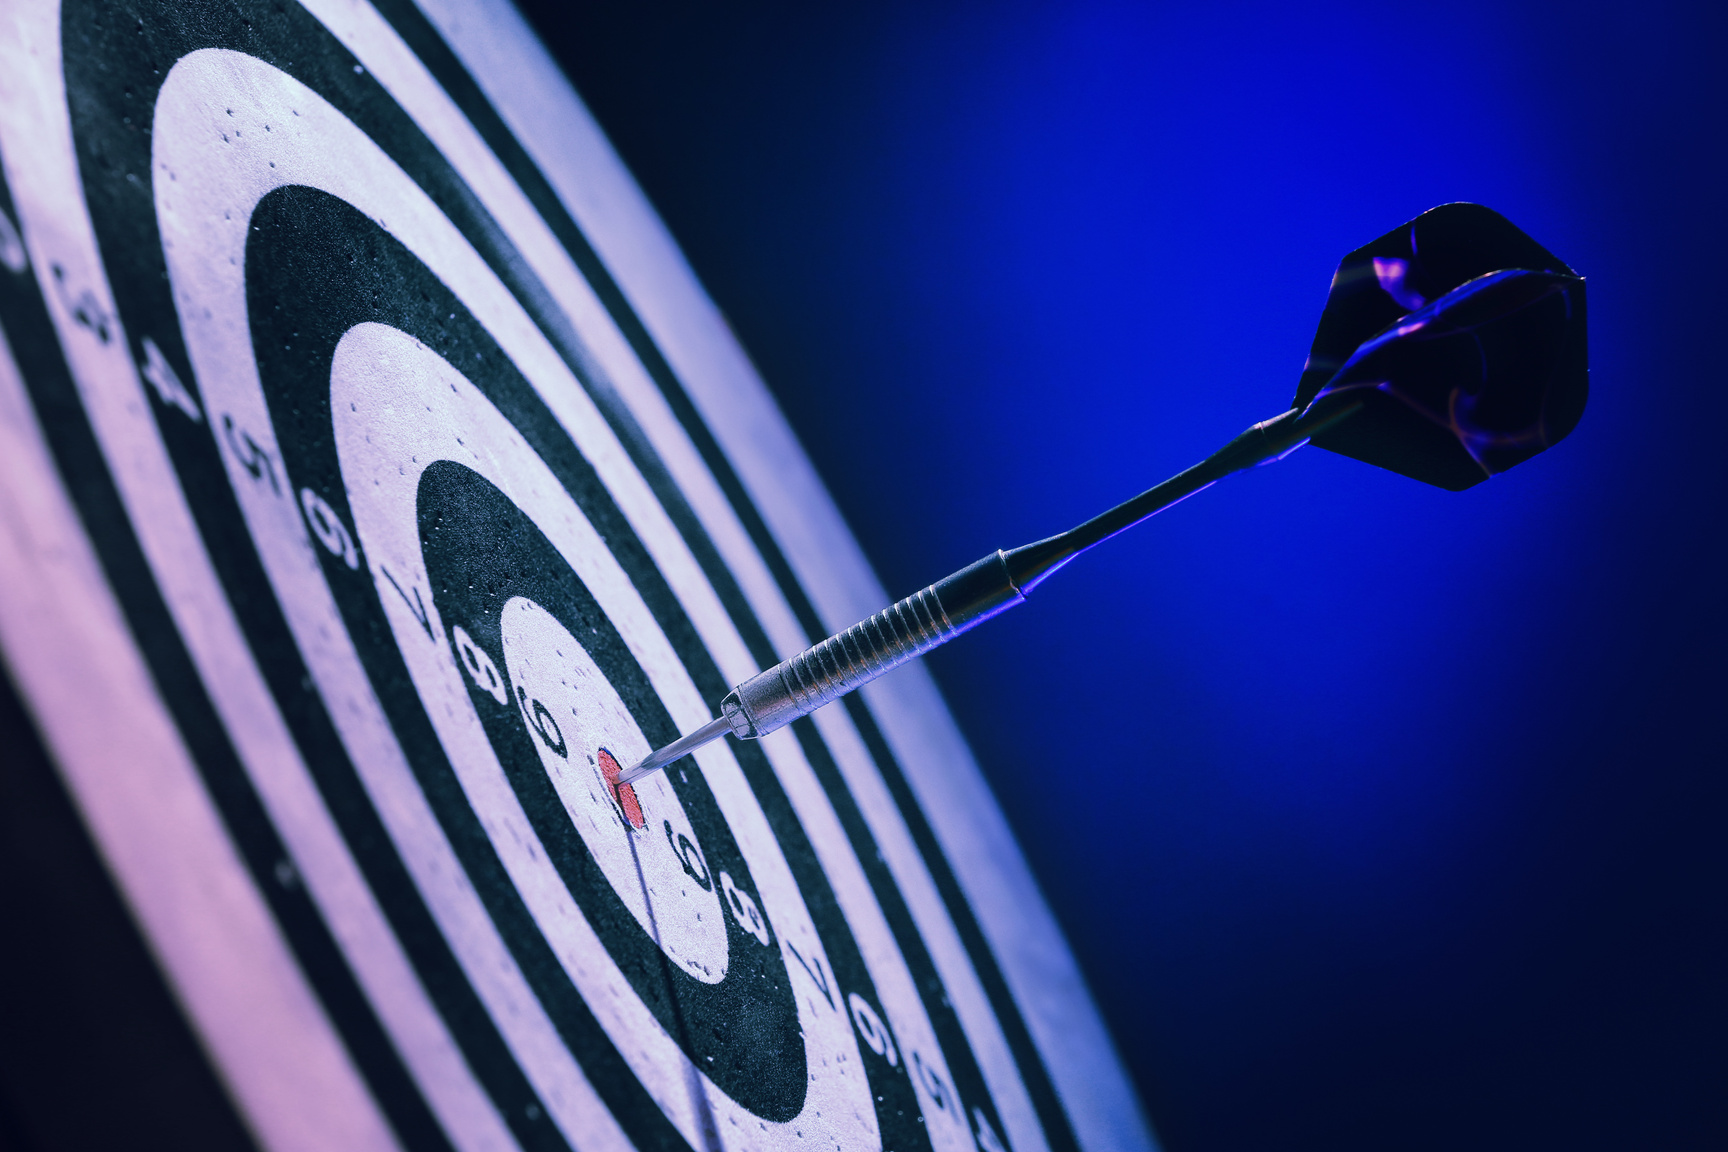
[397,4,1083,1143]
[414,456,805,1115]
[386,8,1083,1142]
[425,456,809,1108]
[249,183,926,1137]
[55,1,1035,1149]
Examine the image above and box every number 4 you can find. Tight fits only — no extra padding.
[139,336,202,422]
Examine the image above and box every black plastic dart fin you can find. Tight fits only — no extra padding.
[1294,203,1589,490]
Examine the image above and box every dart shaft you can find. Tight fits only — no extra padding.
[621,400,1360,784]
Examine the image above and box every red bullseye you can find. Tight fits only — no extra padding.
[598,747,645,830]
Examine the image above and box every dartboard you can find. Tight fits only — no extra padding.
[0,3,1149,1151]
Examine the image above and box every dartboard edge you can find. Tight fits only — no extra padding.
[0,4,1154,1152]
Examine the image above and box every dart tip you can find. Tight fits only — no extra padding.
[619,714,733,787]
[615,758,658,788]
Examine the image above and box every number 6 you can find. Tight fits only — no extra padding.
[299,487,359,569]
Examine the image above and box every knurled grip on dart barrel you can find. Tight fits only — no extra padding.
[721,550,1027,739]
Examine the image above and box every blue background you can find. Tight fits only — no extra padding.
[520,3,1726,1148]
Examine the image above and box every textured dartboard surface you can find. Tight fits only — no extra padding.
[0,3,1149,1152]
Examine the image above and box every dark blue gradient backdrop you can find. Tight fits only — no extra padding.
[521,3,1727,1148]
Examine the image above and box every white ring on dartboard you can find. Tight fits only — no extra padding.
[145,43,982,1152]
[332,323,849,1128]
[152,52,631,1151]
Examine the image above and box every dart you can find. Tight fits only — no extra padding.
[621,202,1589,786]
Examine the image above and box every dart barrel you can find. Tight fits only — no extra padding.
[724,551,1027,738]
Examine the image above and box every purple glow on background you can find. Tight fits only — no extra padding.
[525,2,1726,1149]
